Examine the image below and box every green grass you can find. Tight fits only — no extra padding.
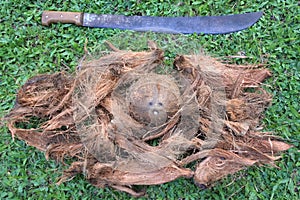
[0,0,299,199]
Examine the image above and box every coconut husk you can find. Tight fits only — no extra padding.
[5,42,292,197]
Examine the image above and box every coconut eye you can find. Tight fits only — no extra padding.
[158,102,163,106]
[152,110,159,115]
[148,102,153,106]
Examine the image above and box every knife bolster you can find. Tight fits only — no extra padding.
[42,11,83,26]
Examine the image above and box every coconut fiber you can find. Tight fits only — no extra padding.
[6,42,292,197]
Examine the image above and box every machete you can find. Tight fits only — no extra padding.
[41,11,263,34]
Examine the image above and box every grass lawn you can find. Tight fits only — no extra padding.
[0,0,299,199]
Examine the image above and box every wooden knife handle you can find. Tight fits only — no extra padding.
[42,11,83,26]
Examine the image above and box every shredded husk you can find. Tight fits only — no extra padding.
[6,41,292,197]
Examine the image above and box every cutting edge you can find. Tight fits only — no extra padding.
[82,11,263,34]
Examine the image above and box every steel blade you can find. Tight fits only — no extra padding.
[83,12,263,34]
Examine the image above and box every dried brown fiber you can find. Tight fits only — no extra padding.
[6,42,292,197]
